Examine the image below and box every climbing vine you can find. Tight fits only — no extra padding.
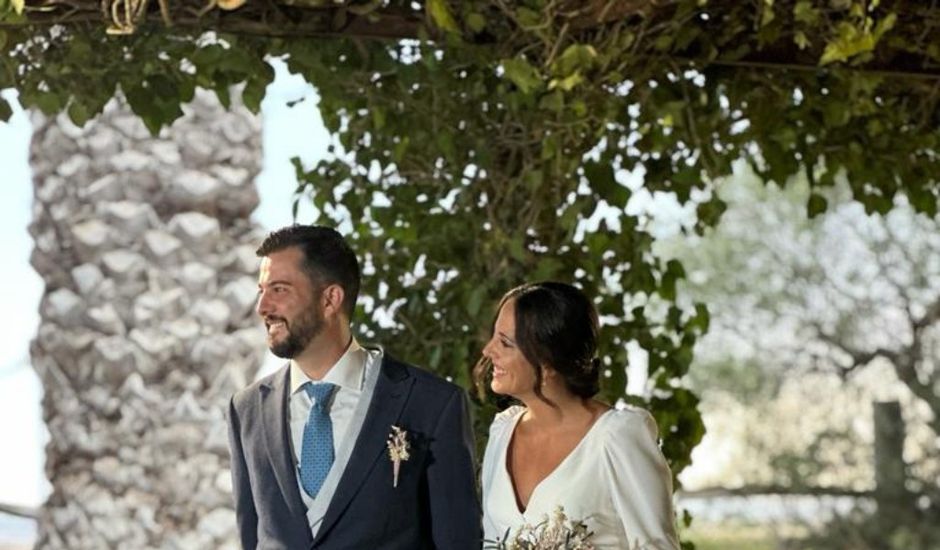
[3,0,939,484]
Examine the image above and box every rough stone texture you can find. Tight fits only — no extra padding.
[29,89,266,550]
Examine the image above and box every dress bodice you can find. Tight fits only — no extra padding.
[481,405,680,549]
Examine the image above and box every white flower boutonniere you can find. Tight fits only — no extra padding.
[386,425,410,488]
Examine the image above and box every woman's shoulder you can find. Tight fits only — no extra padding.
[601,405,660,443]
[488,404,525,437]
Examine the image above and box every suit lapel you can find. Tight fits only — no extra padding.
[312,357,414,545]
[261,365,309,522]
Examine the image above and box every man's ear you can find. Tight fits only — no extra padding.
[321,284,346,318]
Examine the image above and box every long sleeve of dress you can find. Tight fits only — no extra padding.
[602,409,680,550]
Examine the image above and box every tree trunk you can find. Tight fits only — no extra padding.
[29,89,265,549]
[873,400,911,529]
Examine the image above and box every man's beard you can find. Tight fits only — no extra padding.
[267,305,324,359]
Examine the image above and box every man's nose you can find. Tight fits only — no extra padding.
[256,290,270,317]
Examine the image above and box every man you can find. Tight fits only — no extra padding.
[227,225,481,549]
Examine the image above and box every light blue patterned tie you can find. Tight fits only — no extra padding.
[300,382,336,499]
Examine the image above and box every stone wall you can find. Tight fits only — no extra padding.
[29,89,265,549]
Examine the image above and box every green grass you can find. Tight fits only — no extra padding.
[683,522,791,550]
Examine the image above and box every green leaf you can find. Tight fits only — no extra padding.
[67,100,91,127]
[429,346,442,369]
[653,34,674,52]
[0,96,11,121]
[794,31,810,50]
[552,44,597,77]
[11,0,23,15]
[393,135,410,162]
[427,0,460,34]
[907,187,937,217]
[523,168,543,191]
[242,64,274,114]
[695,197,727,232]
[467,286,485,317]
[501,58,543,95]
[793,1,818,24]
[508,235,527,262]
[606,362,627,399]
[571,99,587,117]
[760,0,775,27]
[584,160,630,207]
[686,303,710,334]
[533,257,562,281]
[515,7,541,28]
[538,90,564,112]
[33,91,62,115]
[466,12,486,33]
[807,193,828,217]
[819,15,894,65]
[660,259,686,301]
[372,105,386,130]
[548,72,583,92]
[873,12,898,40]
[214,85,232,109]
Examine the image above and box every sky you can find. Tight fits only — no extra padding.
[0,88,45,509]
[0,59,696,510]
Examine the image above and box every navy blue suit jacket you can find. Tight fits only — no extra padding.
[227,355,482,549]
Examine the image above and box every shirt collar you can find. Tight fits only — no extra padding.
[289,338,366,395]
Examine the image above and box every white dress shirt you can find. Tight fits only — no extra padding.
[288,338,380,537]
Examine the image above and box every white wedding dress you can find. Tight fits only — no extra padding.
[481,406,680,549]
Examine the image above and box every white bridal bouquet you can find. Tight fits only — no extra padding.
[483,506,595,550]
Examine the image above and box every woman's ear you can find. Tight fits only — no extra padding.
[540,365,558,384]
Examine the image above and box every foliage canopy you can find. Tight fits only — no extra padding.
[3,0,940,478]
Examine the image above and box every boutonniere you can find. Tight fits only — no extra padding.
[386,425,410,488]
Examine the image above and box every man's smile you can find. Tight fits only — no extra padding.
[265,317,288,335]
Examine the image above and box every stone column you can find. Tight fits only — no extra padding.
[29,89,265,549]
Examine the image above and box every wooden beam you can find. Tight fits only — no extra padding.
[2,0,938,81]
[0,502,38,519]
[678,485,874,498]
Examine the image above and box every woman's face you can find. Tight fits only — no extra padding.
[482,300,539,398]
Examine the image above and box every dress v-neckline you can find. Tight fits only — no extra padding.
[503,408,613,515]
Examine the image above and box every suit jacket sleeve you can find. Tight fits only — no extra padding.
[426,387,482,549]
[227,395,259,550]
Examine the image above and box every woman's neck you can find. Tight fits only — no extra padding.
[518,390,593,428]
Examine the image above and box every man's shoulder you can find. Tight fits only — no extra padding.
[380,354,463,397]
[231,364,287,409]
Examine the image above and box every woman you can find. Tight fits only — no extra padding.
[478,282,680,549]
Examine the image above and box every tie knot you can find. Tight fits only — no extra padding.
[304,382,335,408]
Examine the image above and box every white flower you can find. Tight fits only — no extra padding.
[386,425,410,488]
[483,506,596,549]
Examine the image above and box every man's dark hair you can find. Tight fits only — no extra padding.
[256,225,360,319]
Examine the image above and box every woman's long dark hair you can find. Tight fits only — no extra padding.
[473,282,601,406]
